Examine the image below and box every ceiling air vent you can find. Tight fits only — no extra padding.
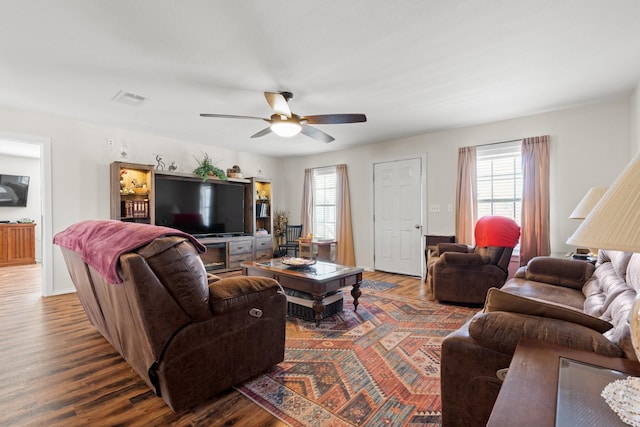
[112,90,146,106]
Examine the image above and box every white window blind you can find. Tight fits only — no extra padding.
[313,166,337,239]
[476,141,522,225]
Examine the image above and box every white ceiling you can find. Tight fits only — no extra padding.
[1,1,640,158]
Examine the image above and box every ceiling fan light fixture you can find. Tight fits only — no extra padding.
[270,116,301,137]
[200,91,365,142]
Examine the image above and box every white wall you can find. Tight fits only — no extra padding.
[282,96,632,271]
[0,153,42,260]
[0,105,283,295]
[631,82,640,157]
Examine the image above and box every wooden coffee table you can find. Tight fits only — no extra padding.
[241,259,363,326]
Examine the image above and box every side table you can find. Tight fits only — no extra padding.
[314,240,336,262]
[487,338,640,426]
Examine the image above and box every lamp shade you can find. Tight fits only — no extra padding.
[567,155,640,253]
[568,186,608,219]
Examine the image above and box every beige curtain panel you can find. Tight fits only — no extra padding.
[335,164,356,266]
[520,135,551,265]
[300,168,313,237]
[456,146,477,245]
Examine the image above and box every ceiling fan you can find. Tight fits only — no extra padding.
[200,91,367,143]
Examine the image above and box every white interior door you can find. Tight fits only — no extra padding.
[374,158,422,276]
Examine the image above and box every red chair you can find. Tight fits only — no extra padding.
[427,216,520,304]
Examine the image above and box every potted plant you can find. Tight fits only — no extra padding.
[193,152,226,181]
[274,209,289,246]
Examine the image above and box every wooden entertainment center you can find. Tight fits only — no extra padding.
[110,161,274,272]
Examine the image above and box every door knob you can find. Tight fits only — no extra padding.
[415,224,421,229]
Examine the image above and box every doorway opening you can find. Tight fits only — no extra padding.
[0,132,52,296]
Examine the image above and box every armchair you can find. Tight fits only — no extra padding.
[427,216,520,304]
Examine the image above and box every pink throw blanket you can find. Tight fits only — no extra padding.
[54,220,206,284]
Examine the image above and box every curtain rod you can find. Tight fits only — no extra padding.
[309,164,345,171]
[478,138,523,148]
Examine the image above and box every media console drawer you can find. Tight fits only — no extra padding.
[255,236,273,260]
[255,236,272,250]
[228,239,254,255]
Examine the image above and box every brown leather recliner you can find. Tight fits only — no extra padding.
[427,216,520,304]
[55,221,286,411]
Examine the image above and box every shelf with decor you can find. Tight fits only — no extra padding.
[110,161,155,224]
[246,177,274,259]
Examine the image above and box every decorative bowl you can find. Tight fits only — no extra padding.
[281,257,316,268]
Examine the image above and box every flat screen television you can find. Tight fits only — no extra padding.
[155,175,246,237]
[0,174,30,207]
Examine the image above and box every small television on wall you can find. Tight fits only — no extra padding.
[0,174,30,207]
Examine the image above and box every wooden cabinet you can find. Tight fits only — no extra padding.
[110,162,276,269]
[0,223,36,267]
[110,162,155,224]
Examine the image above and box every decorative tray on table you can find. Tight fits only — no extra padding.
[281,256,316,269]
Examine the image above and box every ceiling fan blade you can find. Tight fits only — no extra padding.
[200,113,266,120]
[302,113,367,125]
[301,125,335,143]
[264,92,292,117]
[250,127,273,138]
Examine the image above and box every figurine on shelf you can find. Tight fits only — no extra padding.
[227,165,243,179]
[119,169,127,191]
[131,178,148,195]
[168,161,177,172]
[156,154,165,171]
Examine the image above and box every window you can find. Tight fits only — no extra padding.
[476,141,522,225]
[312,166,337,239]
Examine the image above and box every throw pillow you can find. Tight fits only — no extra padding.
[484,287,613,333]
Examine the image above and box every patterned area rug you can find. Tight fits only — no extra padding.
[235,279,477,426]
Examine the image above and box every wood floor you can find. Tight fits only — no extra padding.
[0,264,431,426]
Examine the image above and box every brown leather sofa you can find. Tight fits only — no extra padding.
[55,221,287,411]
[440,249,639,426]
